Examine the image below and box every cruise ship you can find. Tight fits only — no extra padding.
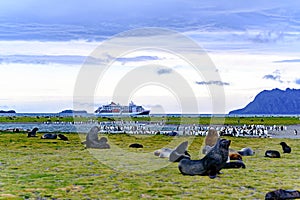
[95,101,150,116]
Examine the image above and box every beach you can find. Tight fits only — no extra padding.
[268,125,300,139]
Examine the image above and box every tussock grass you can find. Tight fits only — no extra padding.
[0,132,299,199]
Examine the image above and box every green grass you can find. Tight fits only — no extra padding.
[0,132,299,199]
[0,116,299,125]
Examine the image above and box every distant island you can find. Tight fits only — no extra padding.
[59,110,88,114]
[229,88,300,115]
[0,110,16,113]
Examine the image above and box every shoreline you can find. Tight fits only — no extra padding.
[0,122,299,139]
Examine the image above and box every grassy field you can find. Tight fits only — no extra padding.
[0,132,299,199]
[0,115,299,125]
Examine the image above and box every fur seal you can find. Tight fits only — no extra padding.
[202,145,213,155]
[205,129,220,146]
[154,141,190,162]
[13,128,20,133]
[41,133,57,139]
[167,131,178,136]
[265,189,300,200]
[98,137,110,149]
[169,141,190,162]
[178,138,231,178]
[223,161,246,169]
[154,148,173,158]
[129,143,143,148]
[58,134,68,141]
[265,150,280,158]
[279,142,291,153]
[237,147,255,156]
[229,152,243,161]
[28,127,39,137]
[202,129,219,154]
[84,126,110,149]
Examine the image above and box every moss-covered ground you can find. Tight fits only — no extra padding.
[0,132,299,199]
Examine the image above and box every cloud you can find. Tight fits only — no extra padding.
[116,56,161,65]
[1,1,300,46]
[248,31,284,43]
[262,70,283,83]
[0,23,116,41]
[296,79,300,85]
[0,55,87,65]
[0,54,161,65]
[195,80,229,86]
[273,59,300,63]
[263,74,281,81]
[157,68,173,75]
[0,105,10,110]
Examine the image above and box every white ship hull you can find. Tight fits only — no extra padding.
[95,101,150,116]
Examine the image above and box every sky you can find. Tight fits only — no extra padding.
[0,0,300,113]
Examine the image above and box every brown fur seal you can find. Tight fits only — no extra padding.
[178,138,231,178]
[202,129,219,154]
[229,152,243,161]
[84,126,110,149]
[205,129,219,146]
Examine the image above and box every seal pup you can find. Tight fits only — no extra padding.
[154,141,190,161]
[129,143,143,148]
[58,134,68,141]
[265,189,300,200]
[41,133,57,139]
[202,129,219,154]
[98,137,110,149]
[28,127,39,137]
[265,150,280,158]
[154,148,173,158]
[279,142,291,153]
[178,138,231,178]
[229,152,243,161]
[237,147,255,156]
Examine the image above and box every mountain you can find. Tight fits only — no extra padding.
[229,88,300,115]
[0,110,16,113]
[59,110,87,114]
